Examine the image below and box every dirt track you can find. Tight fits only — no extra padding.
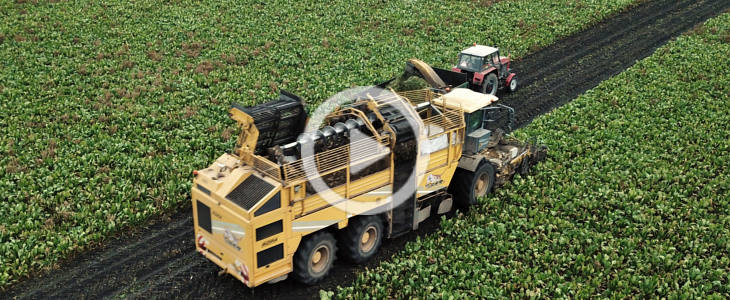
[502,0,730,125]
[6,0,730,299]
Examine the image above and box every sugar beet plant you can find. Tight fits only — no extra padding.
[334,13,730,299]
[0,0,640,287]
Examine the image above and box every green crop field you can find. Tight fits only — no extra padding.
[333,12,730,299]
[0,0,641,288]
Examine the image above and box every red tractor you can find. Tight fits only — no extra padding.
[452,45,517,95]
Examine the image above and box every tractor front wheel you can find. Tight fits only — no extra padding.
[481,73,499,95]
[292,231,337,285]
[449,162,496,208]
[508,75,518,93]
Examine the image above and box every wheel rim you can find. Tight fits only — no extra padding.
[360,226,377,253]
[510,78,517,91]
[475,172,489,196]
[310,245,330,273]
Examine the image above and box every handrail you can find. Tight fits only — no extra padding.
[281,135,391,184]
[251,154,282,181]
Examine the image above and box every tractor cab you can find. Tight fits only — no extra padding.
[453,45,517,95]
[457,45,510,73]
[457,45,501,72]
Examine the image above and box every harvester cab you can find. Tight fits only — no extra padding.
[431,88,514,154]
[398,56,516,153]
[453,45,517,95]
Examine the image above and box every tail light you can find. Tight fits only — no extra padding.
[197,234,209,251]
[235,260,249,284]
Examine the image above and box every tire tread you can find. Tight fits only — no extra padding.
[339,216,384,264]
[292,231,337,285]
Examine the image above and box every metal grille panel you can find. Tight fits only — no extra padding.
[226,175,274,210]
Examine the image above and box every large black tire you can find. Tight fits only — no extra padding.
[448,162,496,208]
[481,73,499,95]
[292,231,337,285]
[338,216,384,264]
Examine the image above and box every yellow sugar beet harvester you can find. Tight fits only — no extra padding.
[192,75,545,287]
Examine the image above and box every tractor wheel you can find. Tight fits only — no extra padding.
[481,73,499,95]
[292,231,337,285]
[449,162,496,208]
[339,216,384,264]
[508,75,518,93]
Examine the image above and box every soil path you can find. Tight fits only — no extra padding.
[6,0,729,299]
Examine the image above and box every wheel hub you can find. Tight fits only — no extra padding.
[310,245,329,273]
[361,232,370,244]
[475,173,488,196]
[360,226,377,253]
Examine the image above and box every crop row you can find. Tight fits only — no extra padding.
[0,0,639,287]
[333,12,730,299]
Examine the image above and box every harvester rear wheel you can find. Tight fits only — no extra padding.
[292,231,337,285]
[450,162,495,208]
[481,73,499,95]
[339,216,384,264]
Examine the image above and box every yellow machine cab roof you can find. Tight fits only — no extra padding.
[431,88,499,113]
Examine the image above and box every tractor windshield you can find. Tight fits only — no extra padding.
[457,54,483,72]
[488,53,500,67]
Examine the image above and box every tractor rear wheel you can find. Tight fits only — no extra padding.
[292,231,337,285]
[449,162,496,208]
[339,216,384,264]
[481,73,499,95]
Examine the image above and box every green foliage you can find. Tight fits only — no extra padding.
[389,76,431,92]
[0,0,638,288]
[335,13,730,299]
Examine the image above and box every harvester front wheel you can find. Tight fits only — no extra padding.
[518,156,531,175]
[292,231,337,285]
[450,162,496,208]
[339,216,384,264]
[481,73,499,95]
